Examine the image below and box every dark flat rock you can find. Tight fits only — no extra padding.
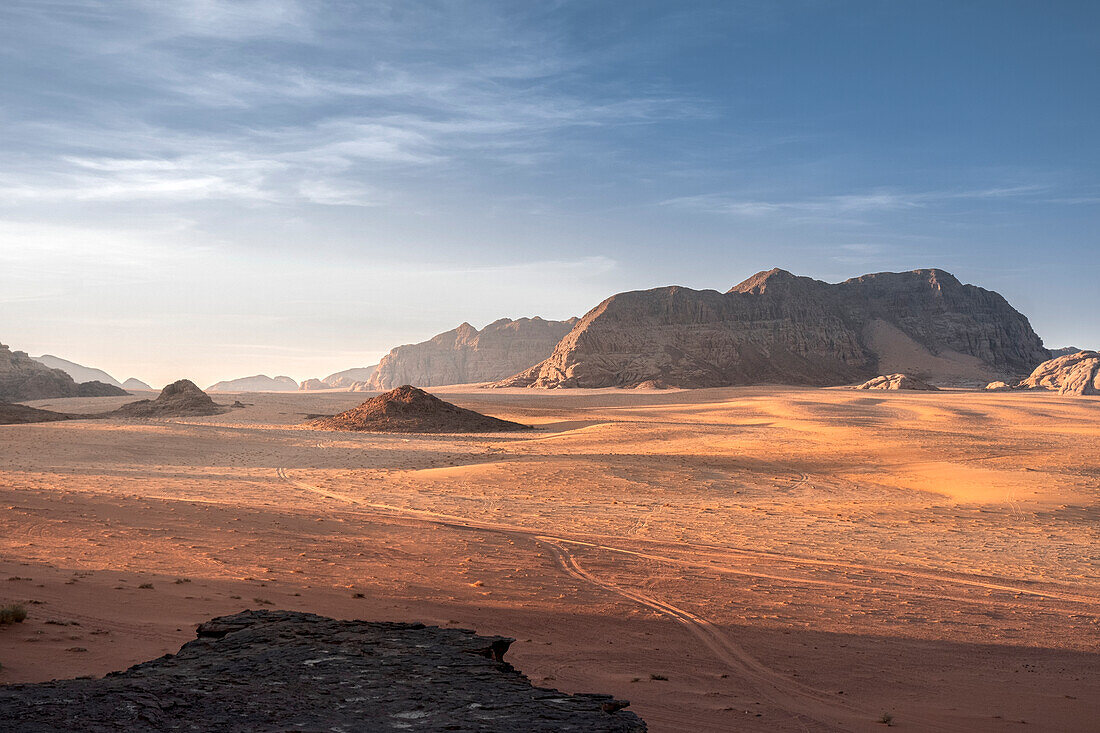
[0,610,645,732]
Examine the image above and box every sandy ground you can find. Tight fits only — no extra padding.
[2,386,1098,731]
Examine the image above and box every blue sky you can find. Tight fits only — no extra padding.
[1,1,1096,386]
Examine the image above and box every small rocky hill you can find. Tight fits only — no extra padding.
[856,373,939,391]
[207,374,298,392]
[495,269,1048,389]
[1,342,128,401]
[309,385,529,433]
[122,377,153,390]
[1018,351,1100,396]
[112,379,225,417]
[0,610,644,732]
[368,317,577,390]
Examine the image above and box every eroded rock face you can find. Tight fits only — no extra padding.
[0,610,645,733]
[1018,351,1100,396]
[496,269,1048,389]
[856,373,939,391]
[0,342,128,401]
[112,379,225,417]
[309,385,529,433]
[368,317,577,390]
[298,378,327,391]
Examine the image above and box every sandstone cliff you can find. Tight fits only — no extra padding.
[367,317,577,390]
[0,342,129,401]
[495,269,1048,389]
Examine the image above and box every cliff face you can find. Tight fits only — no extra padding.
[0,342,128,401]
[367,317,577,389]
[496,269,1048,389]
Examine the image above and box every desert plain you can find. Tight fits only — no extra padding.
[1,386,1098,732]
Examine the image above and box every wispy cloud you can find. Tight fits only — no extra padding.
[662,185,1051,220]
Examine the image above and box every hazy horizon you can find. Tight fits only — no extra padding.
[2,1,1097,386]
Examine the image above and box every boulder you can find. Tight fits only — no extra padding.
[1018,351,1100,396]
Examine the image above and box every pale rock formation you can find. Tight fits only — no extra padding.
[367,317,577,390]
[321,365,378,388]
[122,377,153,390]
[298,378,327,391]
[1018,351,1100,396]
[985,381,1013,391]
[495,269,1048,389]
[207,375,298,392]
[856,373,939,391]
[31,354,123,387]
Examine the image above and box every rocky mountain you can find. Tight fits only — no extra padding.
[367,317,577,390]
[1017,350,1100,396]
[320,365,378,388]
[309,385,529,433]
[1,342,129,401]
[496,269,1048,389]
[298,378,328,390]
[207,374,298,392]
[0,610,644,732]
[122,377,153,390]
[31,354,123,387]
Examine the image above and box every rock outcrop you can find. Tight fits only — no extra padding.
[985,381,1013,391]
[320,365,378,389]
[309,385,529,433]
[1,342,128,401]
[207,375,298,392]
[368,317,577,390]
[122,377,153,390]
[496,269,1048,389]
[1018,351,1100,396]
[0,610,644,733]
[298,378,328,391]
[856,373,939,391]
[31,354,123,387]
[112,379,225,417]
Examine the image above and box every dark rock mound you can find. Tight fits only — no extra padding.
[1018,350,1100,396]
[0,610,645,733]
[0,401,75,425]
[855,373,939,391]
[76,380,130,397]
[309,385,530,433]
[112,379,225,417]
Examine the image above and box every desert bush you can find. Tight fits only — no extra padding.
[0,603,27,624]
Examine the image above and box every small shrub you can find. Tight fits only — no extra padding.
[253,598,273,606]
[174,578,191,584]
[649,673,668,681]
[878,712,894,726]
[0,604,27,624]
[137,583,154,590]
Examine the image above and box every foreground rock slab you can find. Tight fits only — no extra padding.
[1,610,645,732]
[855,373,939,391]
[1018,350,1100,396]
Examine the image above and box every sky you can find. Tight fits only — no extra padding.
[1,1,1097,387]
